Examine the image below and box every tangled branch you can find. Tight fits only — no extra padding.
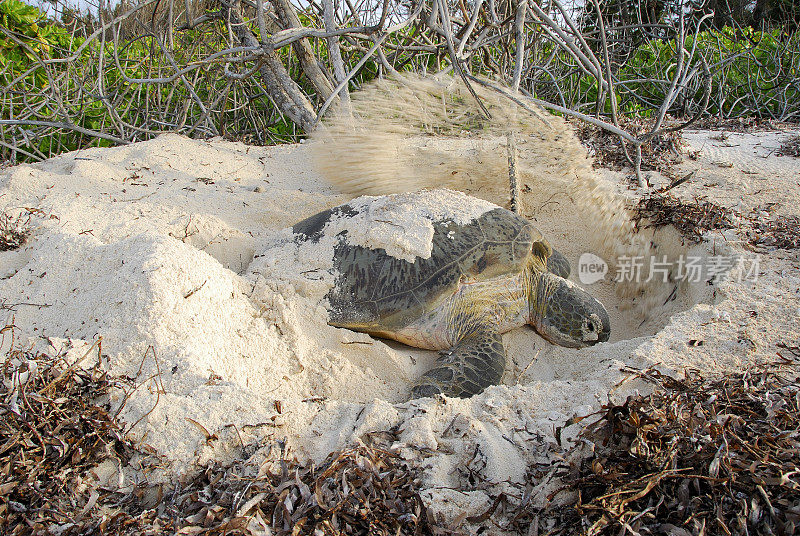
[1,0,798,185]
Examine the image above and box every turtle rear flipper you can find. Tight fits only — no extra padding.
[410,330,505,399]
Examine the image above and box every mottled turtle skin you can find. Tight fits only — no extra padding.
[292,195,610,399]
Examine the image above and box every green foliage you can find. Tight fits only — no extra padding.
[2,0,798,163]
[621,27,799,118]
[1,1,107,158]
[527,26,799,120]
[0,1,299,161]
[1,0,43,34]
[0,0,72,62]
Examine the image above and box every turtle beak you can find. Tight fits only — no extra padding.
[581,312,610,344]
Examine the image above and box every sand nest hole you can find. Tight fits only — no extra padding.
[269,185,720,397]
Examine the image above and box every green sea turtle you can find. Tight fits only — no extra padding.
[289,190,610,399]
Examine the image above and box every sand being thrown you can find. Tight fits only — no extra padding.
[1,77,785,524]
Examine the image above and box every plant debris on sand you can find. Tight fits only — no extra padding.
[572,118,686,174]
[509,362,800,535]
[0,342,131,535]
[748,215,800,250]
[632,192,736,243]
[5,333,800,535]
[106,440,438,536]
[690,117,786,133]
[0,210,30,251]
[0,342,442,535]
[778,135,800,158]
[634,193,800,250]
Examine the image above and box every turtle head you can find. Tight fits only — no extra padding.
[527,271,610,348]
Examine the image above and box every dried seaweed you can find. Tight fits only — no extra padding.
[509,364,800,536]
[101,442,437,535]
[633,192,736,243]
[778,135,800,158]
[633,193,800,250]
[7,329,800,536]
[1,344,442,536]
[0,211,30,251]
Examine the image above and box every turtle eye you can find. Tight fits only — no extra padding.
[582,317,601,342]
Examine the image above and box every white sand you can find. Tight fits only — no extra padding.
[2,125,800,527]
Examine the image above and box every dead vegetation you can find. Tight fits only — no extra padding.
[107,442,435,535]
[690,117,787,132]
[0,211,30,251]
[632,192,737,243]
[573,118,687,174]
[633,192,800,250]
[0,344,440,535]
[748,215,800,250]
[508,363,800,535]
[779,135,800,157]
[4,334,800,535]
[0,344,131,535]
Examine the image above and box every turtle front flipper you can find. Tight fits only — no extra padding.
[410,329,505,399]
